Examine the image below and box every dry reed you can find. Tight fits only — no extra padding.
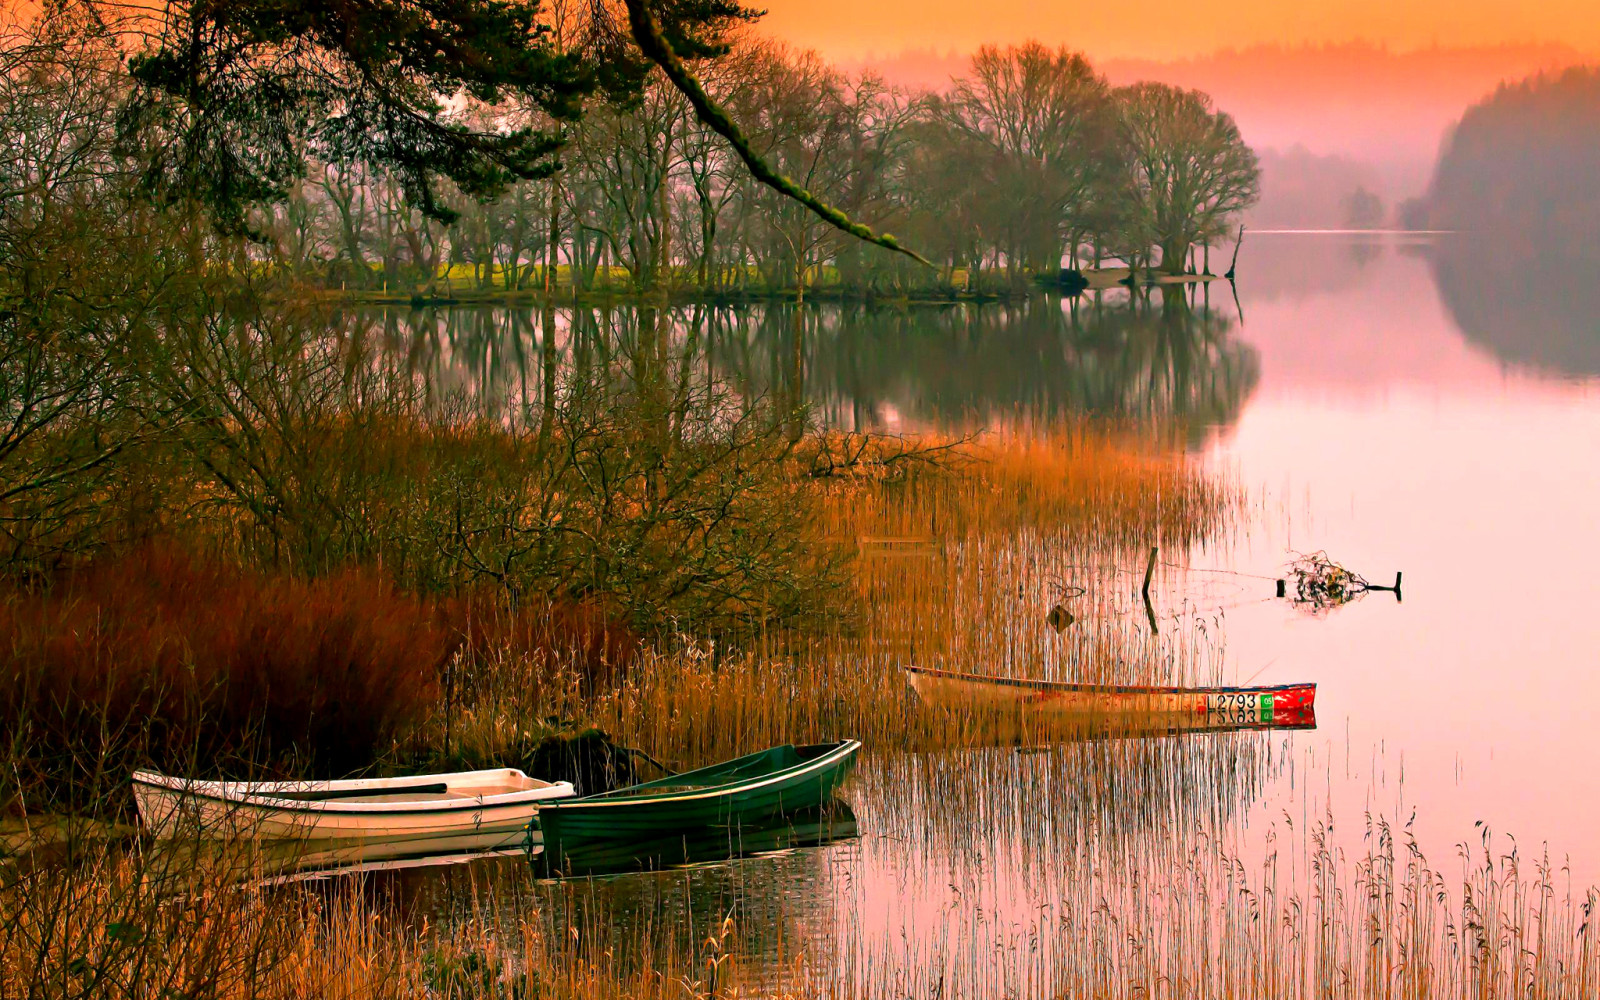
[457,419,1238,767]
[8,421,1592,999]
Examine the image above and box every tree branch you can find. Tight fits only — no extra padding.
[622,0,933,269]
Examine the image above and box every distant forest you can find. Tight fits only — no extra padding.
[1425,66,1600,374]
[1427,65,1600,240]
[852,41,1592,225]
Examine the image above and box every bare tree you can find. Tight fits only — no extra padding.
[0,8,187,567]
[1117,83,1259,275]
[931,44,1116,281]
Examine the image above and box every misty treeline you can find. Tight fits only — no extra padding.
[256,41,1259,293]
[0,0,1259,296]
[1425,64,1600,242]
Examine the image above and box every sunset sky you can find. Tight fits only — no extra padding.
[757,0,1600,62]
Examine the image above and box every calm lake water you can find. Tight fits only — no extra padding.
[1205,230,1600,884]
[348,232,1600,989]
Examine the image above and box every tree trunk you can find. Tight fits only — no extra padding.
[545,173,562,295]
[1161,238,1190,276]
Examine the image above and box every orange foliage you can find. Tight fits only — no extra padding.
[1,546,452,810]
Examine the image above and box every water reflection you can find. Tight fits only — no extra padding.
[268,724,1290,996]
[347,288,1260,446]
[536,799,859,878]
[296,233,1600,990]
[1431,233,1600,376]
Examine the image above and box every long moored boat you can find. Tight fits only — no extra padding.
[903,665,1315,730]
[535,740,860,874]
[132,768,575,847]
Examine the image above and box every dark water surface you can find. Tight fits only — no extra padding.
[341,232,1600,988]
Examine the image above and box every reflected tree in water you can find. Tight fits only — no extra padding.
[1422,65,1600,377]
[368,290,1259,448]
[1431,236,1600,377]
[713,288,1258,446]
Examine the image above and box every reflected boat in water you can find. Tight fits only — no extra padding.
[536,799,858,878]
[136,828,530,887]
[903,665,1316,735]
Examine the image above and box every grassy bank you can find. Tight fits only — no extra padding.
[304,263,1224,308]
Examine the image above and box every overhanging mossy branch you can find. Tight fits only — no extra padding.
[623,0,934,268]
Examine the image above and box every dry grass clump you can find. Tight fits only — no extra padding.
[817,421,1236,552]
[0,546,649,817]
[0,845,422,1000]
[0,546,451,814]
[0,842,776,1000]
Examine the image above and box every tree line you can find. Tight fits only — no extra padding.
[5,6,1258,303]
[1425,64,1600,242]
[249,40,1260,296]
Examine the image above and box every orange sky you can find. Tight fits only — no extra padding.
[756,0,1600,62]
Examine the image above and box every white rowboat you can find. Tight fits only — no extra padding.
[131,768,575,848]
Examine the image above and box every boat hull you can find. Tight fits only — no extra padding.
[903,666,1315,730]
[536,741,860,875]
[132,768,574,844]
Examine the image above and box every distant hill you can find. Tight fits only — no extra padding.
[846,42,1591,215]
[1427,65,1600,238]
[1251,146,1385,230]
[1424,66,1600,376]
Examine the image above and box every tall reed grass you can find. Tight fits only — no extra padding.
[5,420,1596,999]
[466,420,1239,768]
[8,791,1590,1000]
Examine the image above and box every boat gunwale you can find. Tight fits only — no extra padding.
[538,739,860,812]
[131,770,575,817]
[903,665,1316,697]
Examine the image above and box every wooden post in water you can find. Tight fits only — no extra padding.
[444,652,455,760]
[1142,547,1158,634]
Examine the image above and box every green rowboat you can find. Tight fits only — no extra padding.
[534,740,860,875]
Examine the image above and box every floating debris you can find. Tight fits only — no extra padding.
[1284,551,1402,613]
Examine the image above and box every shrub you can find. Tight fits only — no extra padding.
[0,546,451,814]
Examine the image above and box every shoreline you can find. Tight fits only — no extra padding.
[306,266,1230,309]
